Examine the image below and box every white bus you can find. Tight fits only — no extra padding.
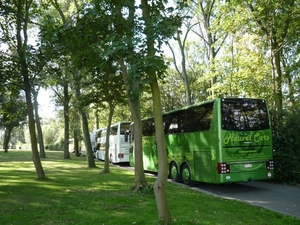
[68,138,82,153]
[95,121,131,163]
[95,128,107,160]
[90,130,96,152]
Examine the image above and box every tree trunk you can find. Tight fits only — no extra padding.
[63,81,70,159]
[33,89,46,158]
[24,76,46,179]
[95,110,100,130]
[150,78,171,224]
[74,70,95,168]
[16,0,45,179]
[246,2,290,112]
[141,0,171,223]
[101,103,114,174]
[271,41,283,112]
[177,30,192,105]
[199,1,218,99]
[114,1,148,189]
[120,58,148,190]
[74,129,80,157]
[3,126,12,153]
[81,110,95,167]
[282,59,295,106]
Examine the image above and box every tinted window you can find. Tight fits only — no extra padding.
[191,102,214,131]
[142,118,155,136]
[142,102,214,136]
[163,102,214,134]
[111,126,118,135]
[221,98,270,130]
[120,123,130,135]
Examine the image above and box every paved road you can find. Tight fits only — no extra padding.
[188,181,300,220]
[119,164,300,220]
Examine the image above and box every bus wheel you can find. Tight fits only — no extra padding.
[170,162,181,182]
[181,164,191,185]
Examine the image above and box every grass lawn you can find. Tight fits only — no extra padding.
[0,150,299,225]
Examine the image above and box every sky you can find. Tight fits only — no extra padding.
[37,88,56,118]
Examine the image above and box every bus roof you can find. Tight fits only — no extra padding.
[111,121,131,126]
[142,97,267,121]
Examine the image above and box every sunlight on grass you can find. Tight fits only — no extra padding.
[0,150,299,225]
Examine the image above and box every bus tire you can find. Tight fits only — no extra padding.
[170,162,181,182]
[181,163,191,185]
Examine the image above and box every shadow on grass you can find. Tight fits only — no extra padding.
[1,150,299,225]
[0,151,157,225]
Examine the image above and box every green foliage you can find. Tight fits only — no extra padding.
[159,68,187,112]
[0,91,27,150]
[42,117,64,148]
[0,92,27,128]
[272,110,300,184]
[46,139,64,151]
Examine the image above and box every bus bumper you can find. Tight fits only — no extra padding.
[217,171,274,183]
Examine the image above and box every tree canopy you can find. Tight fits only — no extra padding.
[1,0,300,223]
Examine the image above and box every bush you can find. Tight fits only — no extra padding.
[272,111,300,184]
[47,138,64,151]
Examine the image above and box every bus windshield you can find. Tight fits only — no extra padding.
[221,98,270,131]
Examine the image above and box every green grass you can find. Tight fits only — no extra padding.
[0,150,299,225]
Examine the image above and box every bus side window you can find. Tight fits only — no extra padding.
[192,102,214,131]
[163,115,170,134]
[120,123,130,135]
[169,117,179,134]
[179,112,191,133]
[142,119,155,136]
[111,126,118,135]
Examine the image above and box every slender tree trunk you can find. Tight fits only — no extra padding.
[177,30,192,105]
[141,0,171,223]
[150,78,171,224]
[246,1,291,112]
[74,129,80,157]
[102,103,114,174]
[282,58,295,106]
[63,81,70,159]
[49,0,71,157]
[33,89,46,158]
[3,126,12,153]
[167,27,193,105]
[272,41,283,112]
[81,110,95,167]
[74,70,95,168]
[24,76,46,179]
[114,1,147,188]
[95,110,100,130]
[16,0,45,179]
[199,1,218,99]
[120,58,148,190]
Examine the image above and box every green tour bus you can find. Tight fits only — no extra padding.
[129,97,274,184]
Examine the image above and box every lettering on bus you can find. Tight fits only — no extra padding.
[223,132,270,145]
